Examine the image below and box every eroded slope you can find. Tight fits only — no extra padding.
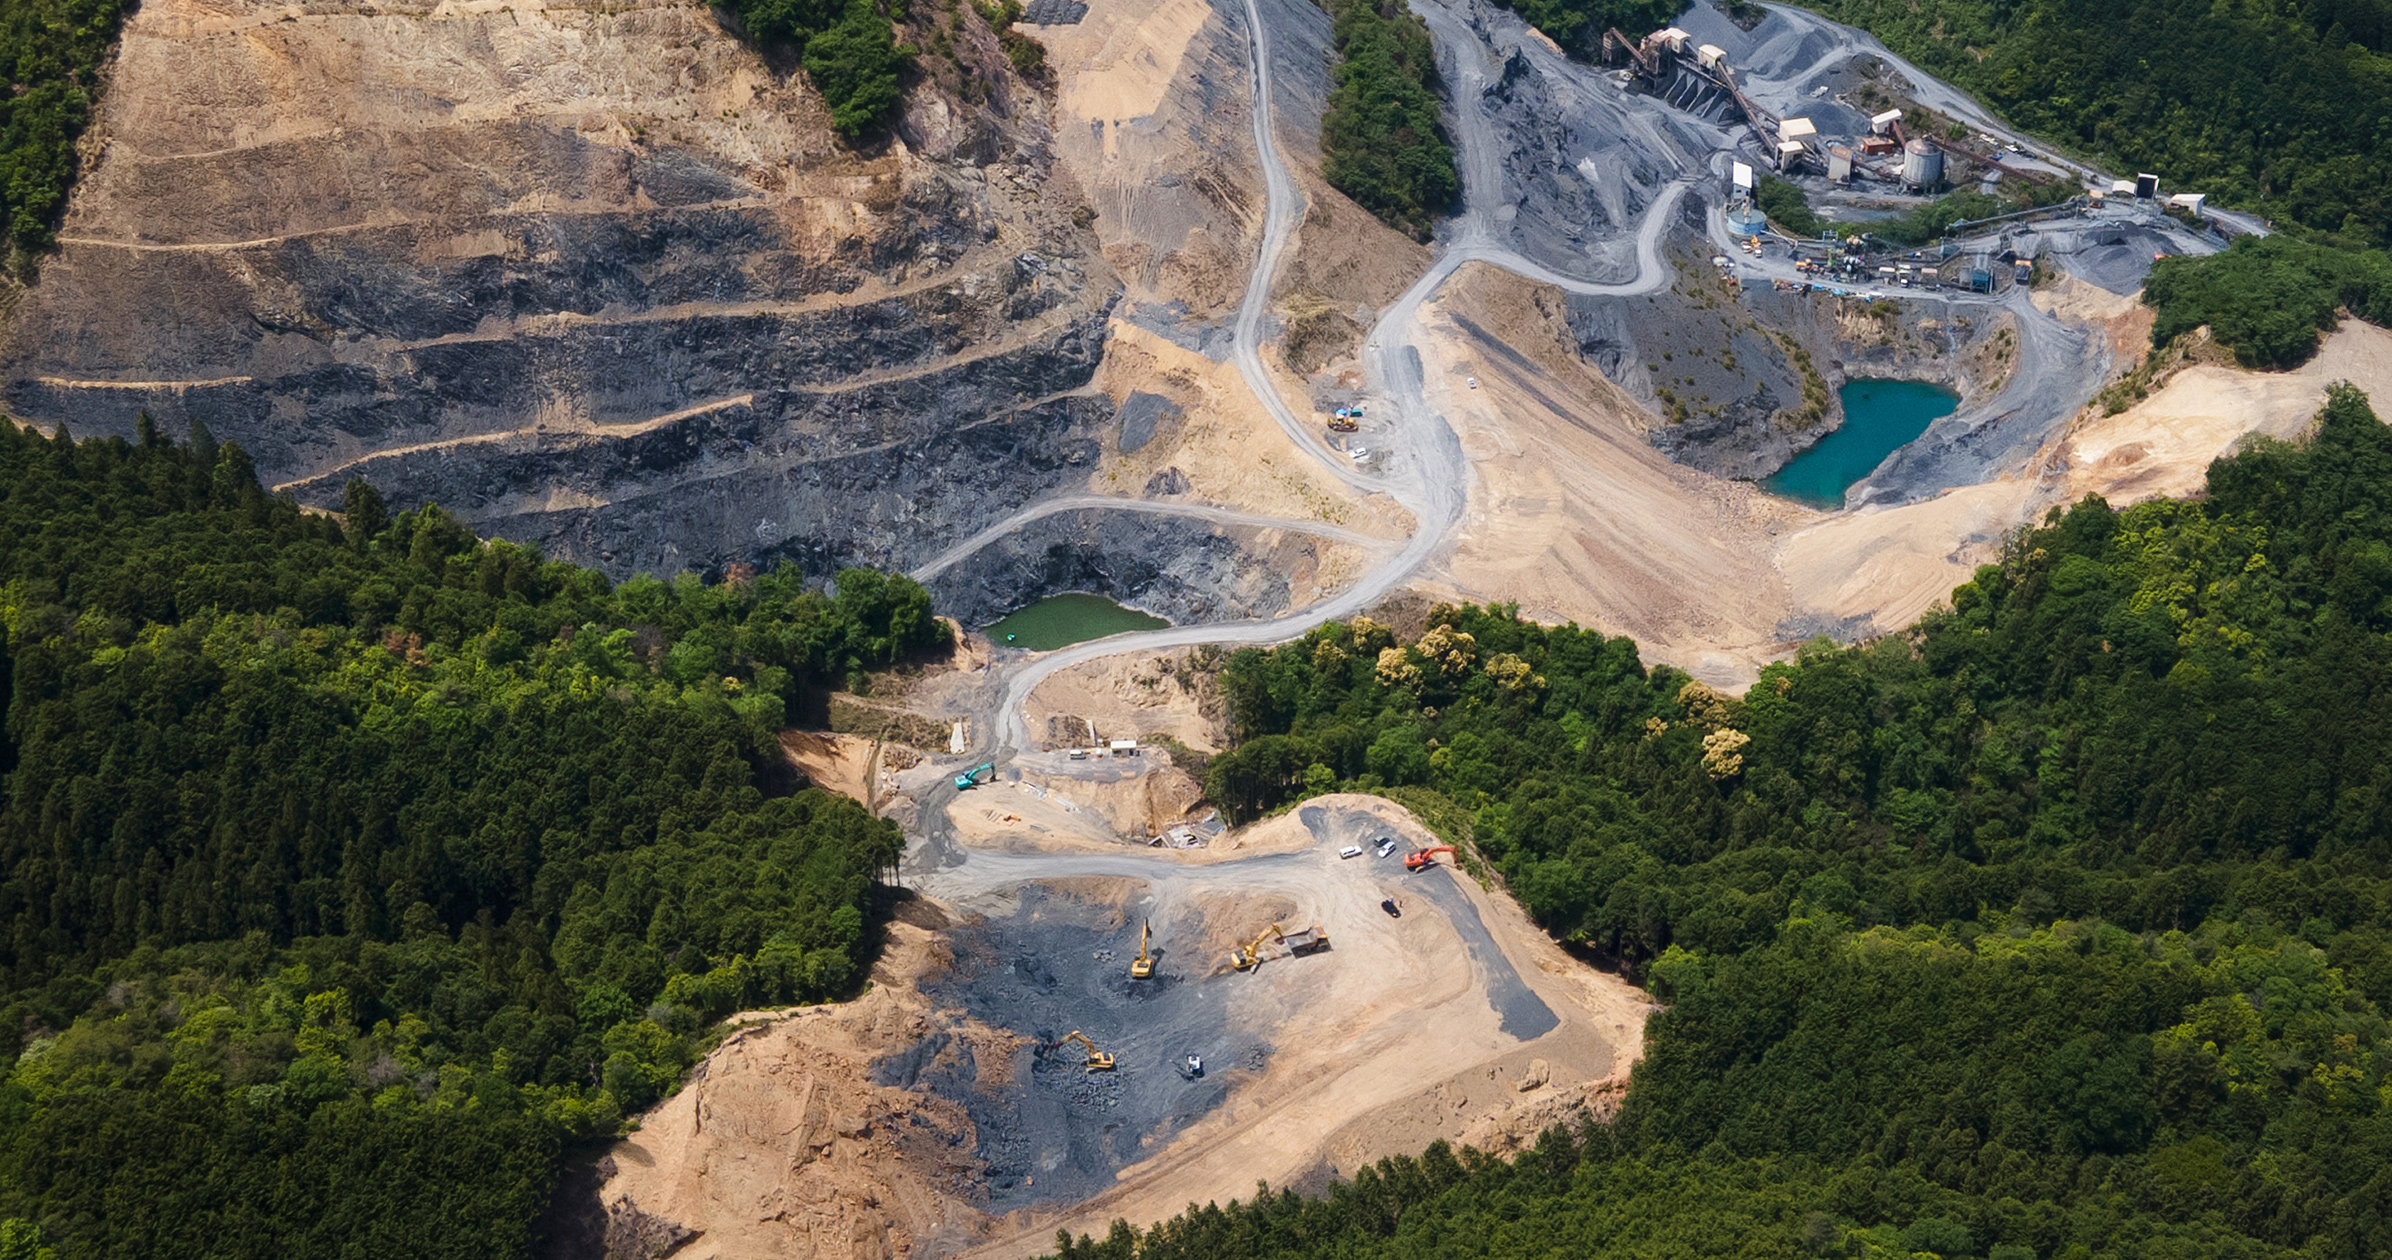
[1,0,1117,578]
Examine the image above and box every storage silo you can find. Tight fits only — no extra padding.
[1902,139,1943,191]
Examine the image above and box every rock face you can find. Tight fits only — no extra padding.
[0,0,1119,580]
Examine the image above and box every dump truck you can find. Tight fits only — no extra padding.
[1280,924,1330,955]
[953,763,994,790]
[1061,1030,1116,1071]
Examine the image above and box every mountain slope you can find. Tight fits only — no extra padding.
[0,0,1116,579]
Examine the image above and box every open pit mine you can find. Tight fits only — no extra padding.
[8,0,2390,1258]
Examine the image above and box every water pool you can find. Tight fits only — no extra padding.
[982,593,1168,650]
[1761,378,1960,508]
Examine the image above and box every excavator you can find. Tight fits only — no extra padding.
[1129,920,1155,979]
[1227,923,1283,971]
[953,762,994,790]
[1061,1030,1116,1071]
[1404,844,1458,871]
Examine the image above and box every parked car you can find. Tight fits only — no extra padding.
[1375,836,1398,858]
[1380,898,1402,918]
[1339,845,1364,859]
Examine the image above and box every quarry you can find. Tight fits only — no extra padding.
[11,2,2392,1259]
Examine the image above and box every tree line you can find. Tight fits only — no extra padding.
[2145,234,2392,370]
[717,0,915,136]
[0,415,940,1257]
[1318,0,1460,241]
[1085,383,2392,1258]
[0,0,129,264]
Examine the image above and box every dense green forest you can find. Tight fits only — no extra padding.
[717,0,914,135]
[2145,235,2392,370]
[1799,0,2392,249]
[1063,382,2392,1257]
[0,417,937,1256]
[1318,0,1459,241]
[0,0,130,262]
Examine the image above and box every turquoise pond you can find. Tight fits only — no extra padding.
[1760,379,1960,508]
[982,593,1168,650]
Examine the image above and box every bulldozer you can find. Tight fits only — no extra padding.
[1227,923,1284,971]
[1404,844,1458,871]
[1061,1030,1116,1071]
[1129,920,1155,979]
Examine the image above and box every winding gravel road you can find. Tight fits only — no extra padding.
[978,0,1696,752]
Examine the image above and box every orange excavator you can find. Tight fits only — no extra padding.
[1403,845,1457,872]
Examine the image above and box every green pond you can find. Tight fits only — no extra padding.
[982,593,1168,650]
[1761,378,1960,508]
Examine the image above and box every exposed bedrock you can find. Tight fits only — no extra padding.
[0,0,1152,593]
[924,509,1339,628]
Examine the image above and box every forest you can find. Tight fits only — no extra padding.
[0,0,129,263]
[1072,383,2392,1258]
[717,0,913,135]
[0,418,937,1257]
[1318,0,1459,241]
[2144,235,2392,370]
[1799,0,2392,250]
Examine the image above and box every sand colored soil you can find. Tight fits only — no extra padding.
[595,922,1008,1260]
[1412,263,1808,686]
[2061,320,2392,506]
[1022,648,1226,754]
[1774,477,2039,633]
[1029,0,1257,314]
[1087,322,1407,542]
[1401,264,2392,687]
[1274,166,1435,314]
[779,731,892,811]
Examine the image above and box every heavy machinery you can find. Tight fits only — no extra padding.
[1404,845,1458,871]
[1280,923,1330,955]
[1326,410,1358,433]
[1227,923,1283,971]
[1130,920,1155,979]
[953,763,994,790]
[1061,1030,1116,1071]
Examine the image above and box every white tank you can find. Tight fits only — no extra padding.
[1902,139,1944,190]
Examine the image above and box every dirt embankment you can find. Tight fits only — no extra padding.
[1413,261,1808,687]
[570,918,1013,1260]
[1023,647,1226,753]
[2057,317,2392,507]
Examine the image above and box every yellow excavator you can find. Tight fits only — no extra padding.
[1227,923,1284,971]
[1062,1029,1116,1071]
[1130,920,1155,979]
